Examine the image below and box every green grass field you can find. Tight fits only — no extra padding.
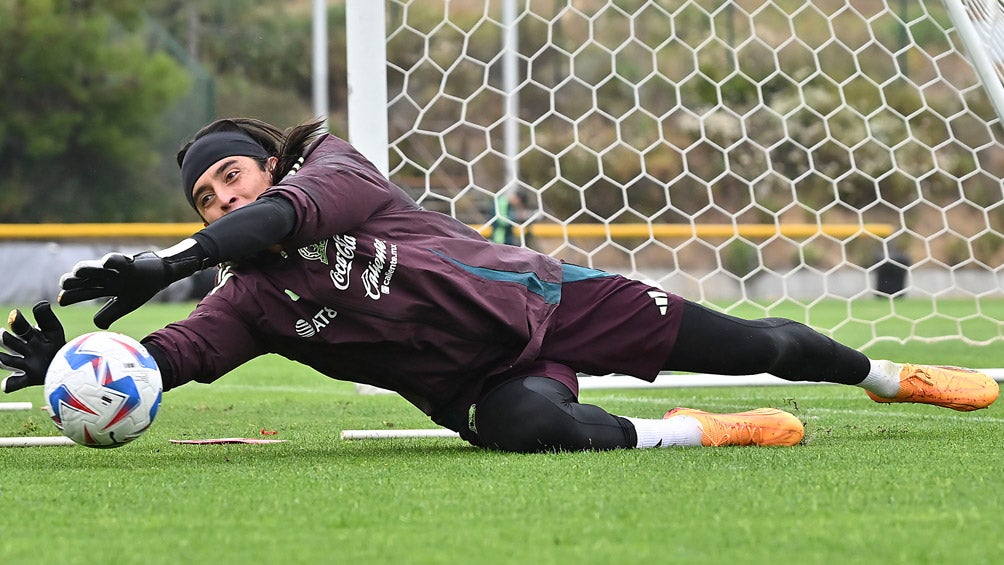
[2,302,1003,564]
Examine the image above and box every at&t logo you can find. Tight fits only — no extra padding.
[295,307,338,338]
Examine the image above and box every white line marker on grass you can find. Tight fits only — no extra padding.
[340,429,461,440]
[0,436,76,447]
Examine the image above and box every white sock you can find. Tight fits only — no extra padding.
[857,359,903,398]
[625,416,704,448]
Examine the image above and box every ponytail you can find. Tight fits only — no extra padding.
[273,118,327,183]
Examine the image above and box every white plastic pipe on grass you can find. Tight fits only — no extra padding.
[0,402,33,411]
[340,429,460,440]
[0,436,76,447]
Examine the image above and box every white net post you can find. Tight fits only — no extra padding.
[346,0,390,176]
[348,0,1004,357]
[944,0,1004,123]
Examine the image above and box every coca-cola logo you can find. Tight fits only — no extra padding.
[328,234,357,291]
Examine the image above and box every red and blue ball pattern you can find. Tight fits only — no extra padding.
[44,332,162,448]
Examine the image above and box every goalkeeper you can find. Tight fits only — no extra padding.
[1,118,997,451]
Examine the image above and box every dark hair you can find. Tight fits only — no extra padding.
[177,117,327,185]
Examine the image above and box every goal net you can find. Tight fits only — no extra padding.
[345,0,1004,356]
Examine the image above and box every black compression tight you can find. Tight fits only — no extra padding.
[664,301,871,384]
[474,376,636,453]
[471,301,872,453]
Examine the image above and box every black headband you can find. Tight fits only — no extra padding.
[180,130,270,209]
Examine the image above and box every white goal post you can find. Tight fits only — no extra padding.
[944,0,1004,123]
[345,0,1004,366]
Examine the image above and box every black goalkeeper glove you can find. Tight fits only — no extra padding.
[0,301,66,394]
[59,245,206,329]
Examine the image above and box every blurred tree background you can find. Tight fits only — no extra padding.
[1,0,999,278]
[0,0,346,222]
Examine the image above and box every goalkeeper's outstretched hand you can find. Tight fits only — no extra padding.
[59,251,201,329]
[0,301,66,393]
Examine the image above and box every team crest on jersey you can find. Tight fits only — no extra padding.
[298,240,329,265]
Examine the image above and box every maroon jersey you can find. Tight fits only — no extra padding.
[145,135,569,422]
[146,134,685,430]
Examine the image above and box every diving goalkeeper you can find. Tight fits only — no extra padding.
[1,117,997,451]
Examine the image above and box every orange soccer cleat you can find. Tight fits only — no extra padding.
[866,364,999,412]
[663,407,804,447]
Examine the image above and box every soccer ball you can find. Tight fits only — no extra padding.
[43,332,163,448]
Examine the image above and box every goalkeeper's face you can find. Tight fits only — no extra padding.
[190,155,277,224]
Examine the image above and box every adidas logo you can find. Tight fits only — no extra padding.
[647,290,669,315]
